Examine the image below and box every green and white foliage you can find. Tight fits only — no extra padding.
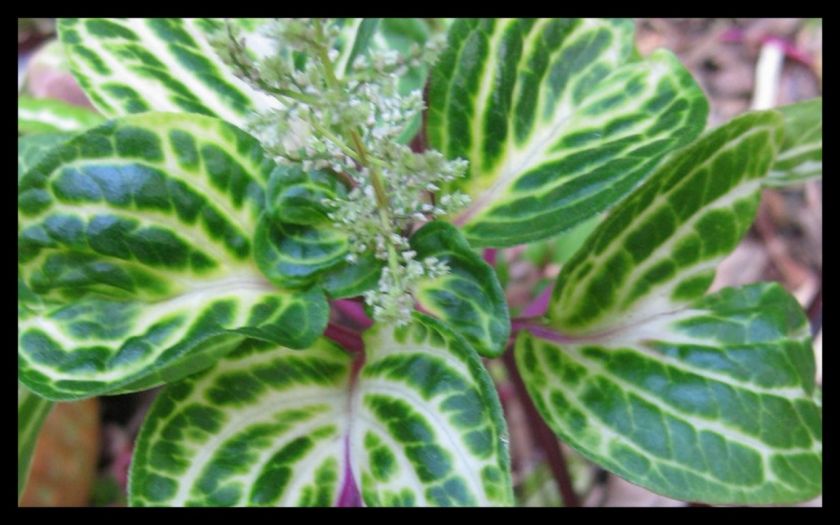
[253,164,385,298]
[411,222,509,357]
[19,17,822,507]
[517,111,822,503]
[18,96,104,135]
[766,97,822,187]
[549,111,781,332]
[18,385,54,500]
[18,112,327,400]
[58,18,276,126]
[18,132,74,182]
[428,18,709,247]
[518,284,821,503]
[130,315,512,507]
[253,164,383,296]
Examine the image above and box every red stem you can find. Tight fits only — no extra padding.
[325,322,364,354]
[520,284,554,318]
[333,299,373,330]
[482,248,497,267]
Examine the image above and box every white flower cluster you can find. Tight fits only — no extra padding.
[215,18,469,326]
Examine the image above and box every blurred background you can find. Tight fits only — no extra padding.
[18,18,822,507]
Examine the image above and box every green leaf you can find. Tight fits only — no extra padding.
[130,314,513,506]
[266,165,347,226]
[321,250,384,299]
[336,18,382,77]
[18,384,54,501]
[18,112,328,401]
[18,96,104,134]
[57,18,275,126]
[356,316,512,506]
[18,132,74,182]
[550,110,783,333]
[517,283,821,504]
[427,18,709,247]
[765,98,822,187]
[256,165,383,298]
[517,111,821,503]
[411,221,509,357]
[253,218,383,299]
[254,218,350,289]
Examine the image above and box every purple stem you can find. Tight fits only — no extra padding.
[336,443,363,507]
[482,248,497,267]
[325,323,364,354]
[511,321,558,340]
[333,299,373,330]
[335,342,366,507]
[520,284,554,318]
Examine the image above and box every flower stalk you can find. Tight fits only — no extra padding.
[214,18,469,326]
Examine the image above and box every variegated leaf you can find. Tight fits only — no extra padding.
[254,218,350,290]
[550,111,783,333]
[256,165,383,297]
[18,384,54,500]
[18,112,327,401]
[18,132,74,182]
[411,221,509,357]
[518,110,822,503]
[18,96,104,135]
[321,251,383,299]
[517,283,821,503]
[266,164,347,227]
[765,98,822,187]
[254,217,383,299]
[57,18,276,126]
[427,18,708,247]
[130,314,512,507]
[356,315,512,506]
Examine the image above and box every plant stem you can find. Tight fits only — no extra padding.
[312,28,403,286]
[324,322,364,354]
[502,349,580,507]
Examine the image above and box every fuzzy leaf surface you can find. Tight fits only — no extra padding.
[18,112,327,401]
[427,18,708,247]
[518,110,822,503]
[765,98,822,187]
[130,314,512,507]
[57,18,276,126]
